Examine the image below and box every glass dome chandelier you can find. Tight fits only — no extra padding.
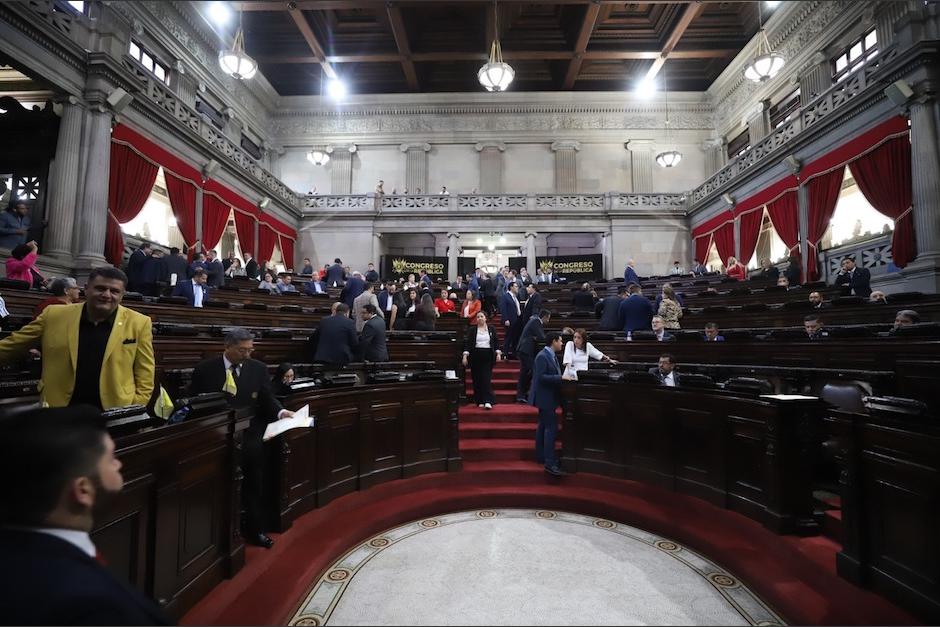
[478,0,514,92]
[307,148,329,166]
[655,65,682,169]
[743,3,785,83]
[218,9,258,80]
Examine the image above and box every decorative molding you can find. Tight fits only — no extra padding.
[399,143,431,153]
[303,195,373,210]
[475,141,506,152]
[551,141,581,152]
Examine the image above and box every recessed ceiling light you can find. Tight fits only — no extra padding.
[208,2,232,26]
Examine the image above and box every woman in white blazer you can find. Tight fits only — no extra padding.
[562,328,614,380]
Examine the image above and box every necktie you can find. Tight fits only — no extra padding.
[94,549,108,567]
[223,364,239,396]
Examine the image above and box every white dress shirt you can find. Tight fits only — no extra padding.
[31,527,96,558]
[474,328,491,349]
[662,371,676,387]
[510,292,521,316]
[561,341,605,379]
[192,279,204,308]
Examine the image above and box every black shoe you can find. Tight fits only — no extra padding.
[516,398,528,404]
[247,532,274,549]
[544,465,567,477]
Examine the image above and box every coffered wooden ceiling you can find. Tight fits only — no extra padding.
[228,1,770,95]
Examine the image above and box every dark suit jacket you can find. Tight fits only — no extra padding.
[165,255,189,284]
[140,256,168,286]
[325,263,346,287]
[365,269,379,283]
[340,276,365,308]
[596,296,623,331]
[304,280,327,295]
[314,314,359,365]
[648,367,680,386]
[656,331,676,342]
[0,530,170,626]
[704,334,726,342]
[516,317,545,358]
[498,291,521,326]
[618,294,654,333]
[834,267,872,298]
[785,261,801,285]
[623,266,639,284]
[188,356,282,438]
[359,315,388,362]
[464,325,499,361]
[377,290,401,315]
[171,279,208,307]
[126,249,147,289]
[572,290,595,311]
[755,266,780,282]
[206,259,225,288]
[529,347,562,409]
[244,258,260,280]
[187,260,207,279]
[520,291,542,325]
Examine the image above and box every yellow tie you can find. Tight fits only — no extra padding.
[223,367,238,396]
[154,386,175,420]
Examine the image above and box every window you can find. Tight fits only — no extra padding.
[769,88,801,129]
[821,168,892,250]
[727,129,750,161]
[128,40,171,86]
[196,98,225,130]
[832,29,878,83]
[240,134,262,160]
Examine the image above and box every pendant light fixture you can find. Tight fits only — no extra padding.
[743,1,785,83]
[655,64,682,169]
[218,7,258,80]
[478,0,514,92]
[307,148,329,167]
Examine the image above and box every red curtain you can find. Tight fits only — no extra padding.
[712,222,736,267]
[737,209,764,267]
[765,190,800,252]
[848,136,915,268]
[106,142,160,265]
[694,235,712,266]
[233,210,256,257]
[201,194,231,252]
[806,165,845,281]
[258,224,278,265]
[163,172,196,251]
[279,236,295,272]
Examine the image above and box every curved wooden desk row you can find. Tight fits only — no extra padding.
[90,379,461,621]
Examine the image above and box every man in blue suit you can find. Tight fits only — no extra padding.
[623,259,639,285]
[618,282,654,334]
[172,267,209,307]
[340,271,366,309]
[498,281,522,358]
[0,405,171,625]
[529,332,567,476]
[325,258,347,287]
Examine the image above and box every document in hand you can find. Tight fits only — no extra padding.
[263,404,315,441]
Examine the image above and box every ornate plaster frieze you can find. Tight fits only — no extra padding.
[3,1,88,78]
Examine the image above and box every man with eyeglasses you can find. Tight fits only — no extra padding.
[187,327,293,549]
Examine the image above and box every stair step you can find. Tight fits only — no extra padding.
[460,437,561,462]
[465,380,518,391]
[460,422,538,439]
[460,406,538,424]
[822,509,843,543]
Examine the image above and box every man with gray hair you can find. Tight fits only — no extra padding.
[340,270,366,309]
[187,327,294,549]
[33,277,80,319]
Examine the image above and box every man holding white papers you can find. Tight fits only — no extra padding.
[187,328,294,549]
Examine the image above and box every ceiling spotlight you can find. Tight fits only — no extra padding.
[765,1,781,8]
[634,78,657,99]
[327,78,347,101]
[487,243,495,251]
[476,237,483,245]
[208,2,232,26]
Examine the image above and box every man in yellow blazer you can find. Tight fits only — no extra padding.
[0,267,155,409]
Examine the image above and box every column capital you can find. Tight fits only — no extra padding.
[475,141,505,152]
[702,137,726,151]
[400,142,431,153]
[328,143,357,154]
[551,140,580,152]
[625,139,655,152]
[525,232,537,239]
[447,232,460,239]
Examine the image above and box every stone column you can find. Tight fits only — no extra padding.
[194,187,204,249]
[798,52,833,104]
[329,144,357,195]
[475,142,505,193]
[525,232,537,274]
[797,184,810,281]
[45,96,85,261]
[702,138,727,177]
[626,140,655,193]
[551,141,580,193]
[747,100,772,144]
[400,142,431,193]
[447,232,460,283]
[372,232,383,268]
[74,105,113,269]
[905,97,940,290]
[601,232,613,281]
[733,217,742,261]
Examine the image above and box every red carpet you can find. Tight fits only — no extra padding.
[181,331,920,626]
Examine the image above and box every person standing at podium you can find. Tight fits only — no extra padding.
[188,328,294,549]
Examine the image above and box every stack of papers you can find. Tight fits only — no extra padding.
[263,404,315,440]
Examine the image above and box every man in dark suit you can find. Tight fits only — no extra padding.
[340,271,366,309]
[304,277,328,295]
[529,332,567,476]
[703,322,725,342]
[833,257,872,298]
[572,283,597,311]
[618,282,654,334]
[691,259,708,276]
[139,248,169,297]
[516,309,552,403]
[222,251,236,272]
[364,262,380,283]
[358,304,388,362]
[520,283,542,326]
[313,303,359,365]
[205,249,225,288]
[188,252,208,279]
[596,286,628,331]
[499,282,522,358]
[325,257,347,287]
[188,328,293,549]
[165,247,189,287]
[808,291,828,309]
[172,267,209,307]
[652,316,676,342]
[125,242,151,292]
[0,405,171,625]
[481,273,497,317]
[244,253,260,281]
[649,353,680,386]
[377,282,402,329]
[450,275,466,293]
[804,314,829,340]
[418,270,433,287]
[623,260,639,285]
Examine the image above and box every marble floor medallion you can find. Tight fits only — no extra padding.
[289,509,784,626]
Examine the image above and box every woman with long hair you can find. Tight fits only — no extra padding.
[271,362,295,399]
[395,288,419,330]
[412,292,440,331]
[5,240,45,288]
[434,287,455,314]
[225,257,246,278]
[462,311,501,409]
[657,285,682,329]
[725,256,747,281]
[562,328,614,380]
[461,289,481,325]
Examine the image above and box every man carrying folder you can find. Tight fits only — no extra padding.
[188,328,293,549]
